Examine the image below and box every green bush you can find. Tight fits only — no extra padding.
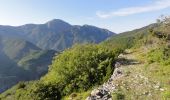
[43,44,116,95]
[147,47,170,65]
[1,44,119,99]
[17,82,26,89]
[117,93,125,100]
[162,91,170,99]
[30,82,61,100]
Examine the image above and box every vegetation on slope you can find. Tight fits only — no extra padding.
[102,22,158,50]
[1,16,170,100]
[42,44,117,94]
[0,19,113,93]
[0,36,56,93]
[18,50,56,79]
[109,16,170,100]
[0,44,121,100]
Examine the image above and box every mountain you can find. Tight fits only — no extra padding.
[0,19,115,51]
[102,23,159,49]
[1,17,170,100]
[0,35,56,93]
[0,19,114,93]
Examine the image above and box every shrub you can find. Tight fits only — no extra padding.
[30,82,61,100]
[117,93,125,100]
[147,47,170,65]
[43,44,116,95]
[163,91,170,99]
[17,82,26,89]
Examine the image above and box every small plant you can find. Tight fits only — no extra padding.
[17,82,26,89]
[116,93,125,100]
[163,91,170,99]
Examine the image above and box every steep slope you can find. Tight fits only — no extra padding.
[1,36,41,61]
[2,18,170,100]
[0,43,27,93]
[0,36,56,93]
[0,19,115,51]
[86,18,170,100]
[102,23,159,50]
[0,22,157,99]
[0,19,114,94]
[0,44,121,100]
[88,45,170,99]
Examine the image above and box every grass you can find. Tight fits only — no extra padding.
[110,48,170,100]
[62,90,91,100]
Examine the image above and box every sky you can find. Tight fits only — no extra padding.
[0,0,170,33]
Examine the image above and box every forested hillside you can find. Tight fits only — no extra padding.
[0,19,114,93]
[0,44,123,100]
[0,36,56,93]
[1,17,170,100]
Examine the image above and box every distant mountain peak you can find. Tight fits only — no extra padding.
[47,19,67,23]
[46,19,71,30]
[0,19,115,51]
[46,19,71,26]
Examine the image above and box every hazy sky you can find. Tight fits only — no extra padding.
[0,0,170,33]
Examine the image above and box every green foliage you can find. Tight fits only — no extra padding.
[0,36,56,93]
[147,49,163,63]
[43,44,116,96]
[29,82,61,100]
[147,47,170,65]
[116,93,125,100]
[0,44,118,99]
[102,23,156,50]
[18,50,56,78]
[0,81,61,100]
[63,90,91,100]
[17,82,26,89]
[3,17,170,100]
[152,16,170,40]
[112,92,125,100]
[162,91,170,99]
[1,37,40,61]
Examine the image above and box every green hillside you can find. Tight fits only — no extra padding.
[1,17,170,100]
[0,36,56,93]
[0,19,114,94]
[1,37,40,61]
[0,44,121,100]
[104,17,170,100]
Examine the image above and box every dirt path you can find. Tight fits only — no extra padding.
[86,50,137,100]
[86,49,162,100]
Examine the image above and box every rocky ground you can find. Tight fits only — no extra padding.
[86,49,165,100]
[86,53,126,100]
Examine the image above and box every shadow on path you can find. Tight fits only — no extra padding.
[117,58,141,66]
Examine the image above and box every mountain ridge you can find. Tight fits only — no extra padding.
[1,18,170,99]
[0,19,115,51]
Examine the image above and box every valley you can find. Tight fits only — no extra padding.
[0,20,114,94]
[0,16,170,100]
[1,0,170,100]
